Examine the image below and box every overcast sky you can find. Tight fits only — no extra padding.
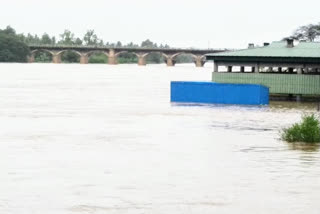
[1,0,320,49]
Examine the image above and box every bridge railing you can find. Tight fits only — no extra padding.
[27,44,229,52]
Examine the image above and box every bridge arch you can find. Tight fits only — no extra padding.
[86,50,109,57]
[86,51,108,64]
[113,51,140,64]
[30,49,54,63]
[142,51,167,59]
[170,52,198,60]
[31,49,54,56]
[57,50,82,63]
[56,49,82,57]
[115,51,138,58]
[141,51,167,65]
[171,52,206,66]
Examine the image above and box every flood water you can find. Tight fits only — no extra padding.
[0,63,320,214]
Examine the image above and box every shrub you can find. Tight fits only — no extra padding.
[89,54,108,64]
[281,114,320,143]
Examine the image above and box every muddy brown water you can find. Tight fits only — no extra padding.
[0,63,319,214]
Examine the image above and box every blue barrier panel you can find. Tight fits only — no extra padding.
[171,81,269,105]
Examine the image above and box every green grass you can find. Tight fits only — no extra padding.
[281,114,320,143]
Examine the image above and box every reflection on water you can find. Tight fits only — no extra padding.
[270,101,320,111]
[286,142,320,152]
[0,63,320,214]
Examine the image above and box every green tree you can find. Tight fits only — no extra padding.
[141,39,154,48]
[289,23,320,42]
[1,26,16,36]
[75,38,83,45]
[83,30,99,46]
[125,42,139,48]
[140,39,163,63]
[116,41,122,47]
[40,33,55,45]
[58,30,79,62]
[24,33,40,45]
[89,53,108,63]
[0,27,29,62]
[59,29,75,45]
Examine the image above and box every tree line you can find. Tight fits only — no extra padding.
[3,23,319,63]
[0,26,194,63]
[285,22,320,42]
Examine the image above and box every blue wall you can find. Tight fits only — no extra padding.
[171,81,269,105]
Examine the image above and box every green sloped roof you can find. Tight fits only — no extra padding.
[207,41,320,58]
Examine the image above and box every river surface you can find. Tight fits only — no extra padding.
[0,63,319,214]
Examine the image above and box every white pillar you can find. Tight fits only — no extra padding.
[214,62,218,72]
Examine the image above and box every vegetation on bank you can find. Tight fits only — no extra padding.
[281,114,320,143]
[0,27,29,62]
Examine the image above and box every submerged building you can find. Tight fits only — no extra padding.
[206,39,320,101]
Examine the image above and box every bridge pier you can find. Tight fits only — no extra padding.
[138,55,147,66]
[52,54,61,64]
[27,54,35,63]
[80,54,89,64]
[108,49,117,65]
[166,57,176,67]
[194,56,205,67]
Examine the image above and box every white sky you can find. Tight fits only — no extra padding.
[1,0,319,49]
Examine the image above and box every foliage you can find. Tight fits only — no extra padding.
[0,26,30,62]
[281,114,320,143]
[75,38,83,45]
[58,30,76,45]
[176,54,194,63]
[34,51,52,62]
[89,53,108,64]
[116,52,137,64]
[287,23,320,42]
[83,30,100,46]
[40,33,55,45]
[61,51,79,63]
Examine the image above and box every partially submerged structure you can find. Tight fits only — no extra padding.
[206,39,320,101]
[171,81,269,105]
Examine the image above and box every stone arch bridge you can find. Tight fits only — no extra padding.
[28,45,225,67]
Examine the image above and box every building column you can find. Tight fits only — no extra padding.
[297,68,303,74]
[296,68,303,102]
[240,66,245,73]
[227,66,232,72]
[278,67,282,73]
[52,53,61,64]
[269,67,273,72]
[137,55,146,66]
[194,56,205,67]
[254,64,260,73]
[108,49,117,65]
[80,54,89,64]
[214,63,219,72]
